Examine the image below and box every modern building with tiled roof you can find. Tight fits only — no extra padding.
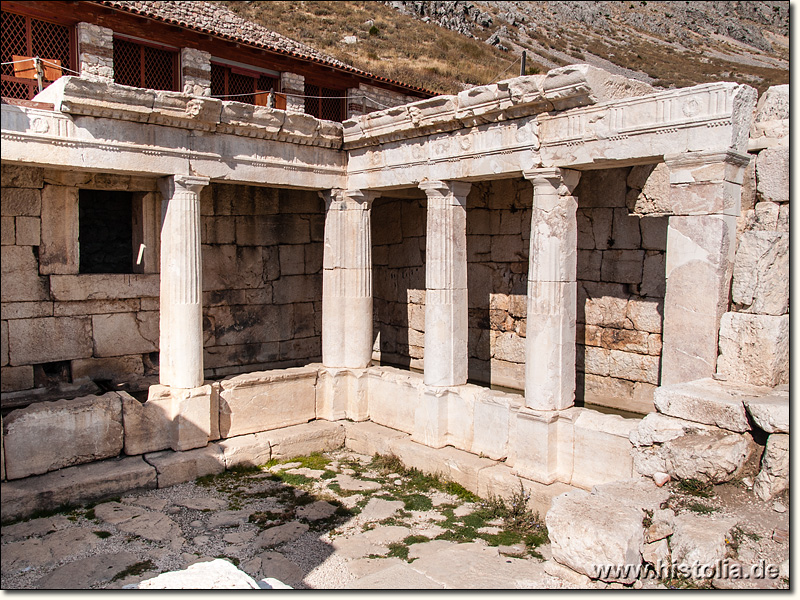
[1,0,433,120]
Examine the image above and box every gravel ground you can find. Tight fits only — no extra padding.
[0,449,790,590]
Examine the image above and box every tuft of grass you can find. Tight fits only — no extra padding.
[686,501,716,515]
[93,530,112,539]
[111,560,154,582]
[386,542,410,560]
[677,479,714,498]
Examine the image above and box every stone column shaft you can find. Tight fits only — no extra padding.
[523,168,581,411]
[420,180,471,387]
[660,151,748,385]
[158,175,209,389]
[321,189,375,369]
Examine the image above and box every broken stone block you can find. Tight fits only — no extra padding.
[626,163,671,215]
[753,433,789,501]
[121,391,172,456]
[267,420,345,460]
[255,522,309,549]
[217,431,272,469]
[642,539,670,567]
[670,512,737,572]
[743,390,789,434]
[653,378,766,433]
[546,489,644,583]
[634,428,756,484]
[731,231,788,315]
[755,147,789,203]
[630,412,718,447]
[717,312,789,387]
[3,393,124,479]
[571,411,637,488]
[591,477,670,513]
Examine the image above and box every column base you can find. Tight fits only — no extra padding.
[315,367,370,422]
[145,384,214,452]
[508,407,578,485]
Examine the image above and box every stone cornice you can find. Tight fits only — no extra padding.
[33,77,344,149]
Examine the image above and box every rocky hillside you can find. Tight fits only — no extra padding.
[384,1,789,93]
[222,1,788,95]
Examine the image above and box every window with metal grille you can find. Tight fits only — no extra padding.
[79,190,135,274]
[113,36,177,91]
[1,9,73,100]
[210,62,280,106]
[304,83,346,122]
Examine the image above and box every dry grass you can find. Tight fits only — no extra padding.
[219,0,545,94]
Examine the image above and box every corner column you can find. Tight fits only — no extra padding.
[522,168,581,410]
[419,180,471,387]
[661,150,749,385]
[158,175,209,389]
[321,189,376,369]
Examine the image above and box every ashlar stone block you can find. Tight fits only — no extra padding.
[3,392,124,479]
[755,147,789,203]
[731,231,788,315]
[8,316,92,365]
[716,312,788,387]
[218,367,318,438]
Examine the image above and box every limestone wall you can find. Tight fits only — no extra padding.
[347,83,419,119]
[1,166,160,395]
[575,168,667,414]
[371,195,427,370]
[716,85,789,387]
[200,183,324,379]
[466,179,532,389]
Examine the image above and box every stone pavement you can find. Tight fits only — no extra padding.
[1,449,590,590]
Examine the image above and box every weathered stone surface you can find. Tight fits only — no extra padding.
[36,552,141,589]
[137,558,261,589]
[344,420,409,457]
[653,378,768,433]
[266,420,345,459]
[3,393,124,479]
[244,551,304,586]
[753,433,789,501]
[8,316,92,364]
[255,522,309,548]
[217,431,272,468]
[1,165,43,189]
[731,231,788,315]
[591,478,670,513]
[633,428,756,484]
[571,410,638,488]
[0,515,72,542]
[546,489,644,583]
[743,391,789,434]
[716,312,788,387]
[1,365,34,392]
[92,311,159,357]
[95,501,182,544]
[642,539,670,568]
[218,367,318,437]
[289,500,335,524]
[1,528,101,574]
[121,393,172,456]
[671,512,737,570]
[356,498,404,523]
[755,147,788,203]
[0,456,156,522]
[144,445,224,488]
[627,163,671,215]
[630,412,718,447]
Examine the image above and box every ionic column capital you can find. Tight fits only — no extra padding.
[319,188,378,210]
[523,167,581,196]
[419,180,472,205]
[158,174,209,199]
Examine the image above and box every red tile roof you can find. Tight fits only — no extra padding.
[92,1,433,95]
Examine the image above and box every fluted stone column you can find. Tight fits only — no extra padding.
[419,180,471,387]
[321,189,376,369]
[158,175,209,389]
[522,168,581,411]
[661,150,749,385]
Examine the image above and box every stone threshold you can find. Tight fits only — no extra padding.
[1,419,574,523]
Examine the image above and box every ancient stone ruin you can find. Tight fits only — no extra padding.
[0,23,789,587]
